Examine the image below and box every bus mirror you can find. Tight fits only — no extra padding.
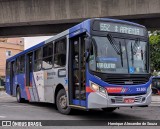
[85,37,92,51]
[85,37,91,62]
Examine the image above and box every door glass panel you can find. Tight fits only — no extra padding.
[72,35,86,100]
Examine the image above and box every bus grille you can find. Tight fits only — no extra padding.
[106,76,149,85]
[112,96,143,103]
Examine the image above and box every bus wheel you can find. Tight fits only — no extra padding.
[56,89,71,115]
[16,87,23,103]
[102,107,117,112]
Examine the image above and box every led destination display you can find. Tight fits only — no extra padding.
[92,21,146,36]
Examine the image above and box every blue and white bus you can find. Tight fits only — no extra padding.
[5,18,152,114]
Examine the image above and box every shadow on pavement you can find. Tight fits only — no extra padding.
[27,102,143,120]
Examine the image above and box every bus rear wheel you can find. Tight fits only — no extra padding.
[56,89,71,115]
[102,107,117,112]
[16,87,24,103]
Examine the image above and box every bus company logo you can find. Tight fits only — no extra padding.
[47,72,56,79]
[121,88,128,93]
[124,80,133,85]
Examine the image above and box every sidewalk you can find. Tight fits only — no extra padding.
[150,95,160,106]
[152,95,160,102]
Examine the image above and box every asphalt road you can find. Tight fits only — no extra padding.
[0,91,160,129]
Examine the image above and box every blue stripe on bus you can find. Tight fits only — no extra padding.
[72,99,86,107]
[69,19,90,38]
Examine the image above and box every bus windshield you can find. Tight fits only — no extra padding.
[89,36,148,74]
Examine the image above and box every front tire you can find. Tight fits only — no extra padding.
[16,87,24,103]
[102,107,117,112]
[56,89,71,115]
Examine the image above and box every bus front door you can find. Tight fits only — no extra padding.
[69,34,86,107]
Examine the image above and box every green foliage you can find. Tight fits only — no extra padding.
[150,34,160,44]
[149,33,160,71]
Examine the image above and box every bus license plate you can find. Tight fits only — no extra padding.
[124,98,134,103]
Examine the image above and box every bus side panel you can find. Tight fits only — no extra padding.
[29,72,40,102]
[5,76,10,95]
[12,75,17,97]
[33,71,44,102]
[16,74,28,100]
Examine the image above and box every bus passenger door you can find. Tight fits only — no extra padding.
[26,52,35,101]
[26,52,33,87]
[10,61,15,95]
[69,33,86,107]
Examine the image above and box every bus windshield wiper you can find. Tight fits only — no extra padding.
[131,42,134,66]
[119,41,123,67]
[107,34,120,54]
[107,34,123,67]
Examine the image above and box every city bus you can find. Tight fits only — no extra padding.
[5,18,152,114]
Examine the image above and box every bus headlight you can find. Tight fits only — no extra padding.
[147,84,152,93]
[91,83,99,91]
[90,82,106,96]
[99,87,106,94]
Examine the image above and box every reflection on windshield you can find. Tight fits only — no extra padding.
[127,39,147,73]
[89,36,148,74]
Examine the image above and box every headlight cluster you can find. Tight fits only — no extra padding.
[90,81,107,96]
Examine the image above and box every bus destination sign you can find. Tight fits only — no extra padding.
[93,21,146,36]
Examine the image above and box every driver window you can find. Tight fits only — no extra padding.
[89,43,96,71]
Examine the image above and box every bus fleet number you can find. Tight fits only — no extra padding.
[136,87,146,92]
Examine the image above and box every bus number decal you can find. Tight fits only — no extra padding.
[136,87,146,92]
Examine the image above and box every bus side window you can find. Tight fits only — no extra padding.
[34,48,42,71]
[54,38,66,67]
[42,42,53,69]
[6,62,10,76]
[13,61,16,75]
[15,56,24,74]
[16,57,20,74]
[19,56,25,73]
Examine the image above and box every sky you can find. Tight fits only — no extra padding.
[24,36,52,50]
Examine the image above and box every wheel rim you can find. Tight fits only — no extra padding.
[59,95,67,109]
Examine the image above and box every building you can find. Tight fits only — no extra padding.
[0,38,24,86]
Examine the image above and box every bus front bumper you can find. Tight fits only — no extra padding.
[87,91,152,109]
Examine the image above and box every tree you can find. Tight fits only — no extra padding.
[149,32,160,72]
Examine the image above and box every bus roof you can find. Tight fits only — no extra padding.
[92,18,145,28]
[6,18,145,62]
